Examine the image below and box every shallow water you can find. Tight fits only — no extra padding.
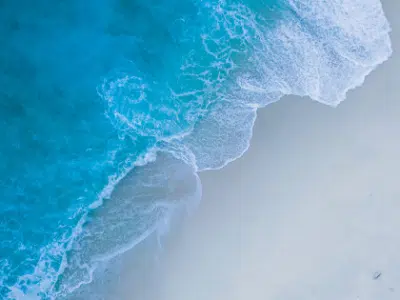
[0,0,392,298]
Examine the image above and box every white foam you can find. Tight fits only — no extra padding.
[11,0,391,298]
[166,0,392,173]
[261,0,391,105]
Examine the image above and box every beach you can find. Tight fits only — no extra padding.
[114,0,400,299]
[0,0,396,298]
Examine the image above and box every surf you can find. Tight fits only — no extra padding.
[0,0,391,298]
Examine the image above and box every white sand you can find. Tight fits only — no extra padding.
[117,0,400,299]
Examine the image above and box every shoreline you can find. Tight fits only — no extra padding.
[116,0,400,299]
[0,0,395,299]
[111,0,399,299]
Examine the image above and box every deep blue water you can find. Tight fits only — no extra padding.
[0,0,392,299]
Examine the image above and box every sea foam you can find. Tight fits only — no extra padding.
[3,0,392,298]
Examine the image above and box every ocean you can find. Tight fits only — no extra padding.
[0,0,392,299]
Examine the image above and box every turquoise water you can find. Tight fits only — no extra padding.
[0,0,392,299]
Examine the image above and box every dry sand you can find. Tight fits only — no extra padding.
[118,0,400,299]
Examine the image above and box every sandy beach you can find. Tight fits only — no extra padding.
[115,0,400,299]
